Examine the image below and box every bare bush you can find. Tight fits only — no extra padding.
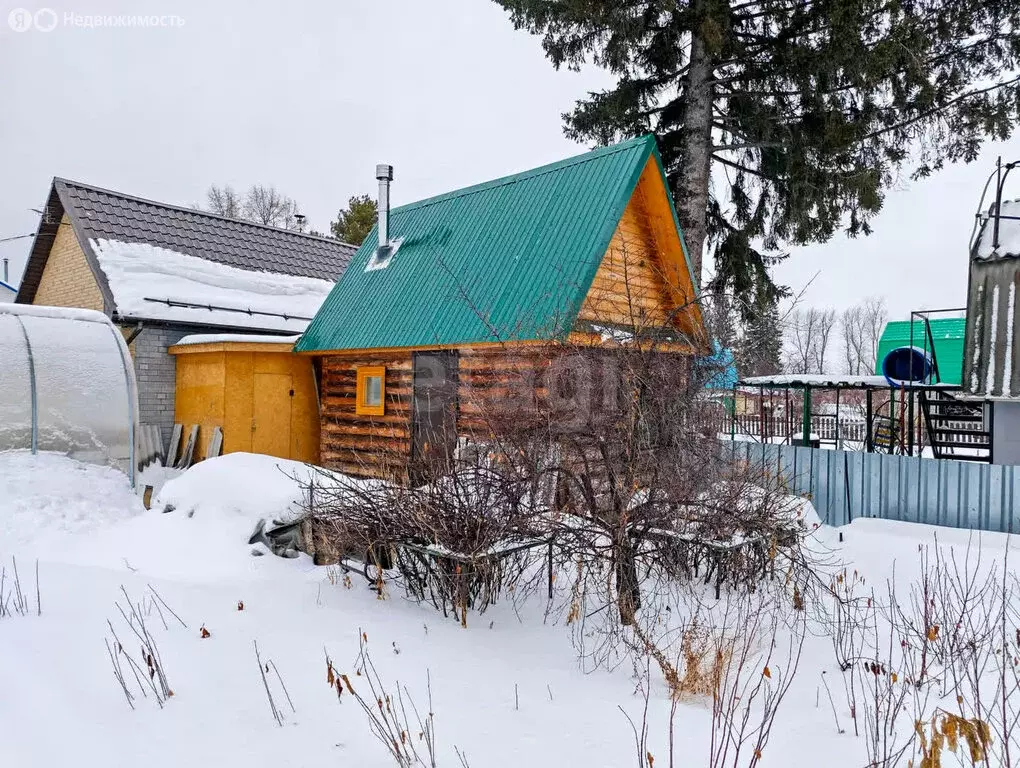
[326,630,469,767]
[0,556,40,619]
[254,640,295,726]
[308,455,549,623]
[707,589,806,768]
[105,585,179,709]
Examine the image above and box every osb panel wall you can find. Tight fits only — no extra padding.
[33,215,105,312]
[319,352,414,483]
[174,349,320,464]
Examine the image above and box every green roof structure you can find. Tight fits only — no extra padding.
[296,135,697,352]
[875,318,967,385]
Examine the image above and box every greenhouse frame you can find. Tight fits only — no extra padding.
[0,304,138,483]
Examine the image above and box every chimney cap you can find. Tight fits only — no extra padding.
[376,164,394,181]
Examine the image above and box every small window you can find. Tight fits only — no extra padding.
[356,366,386,416]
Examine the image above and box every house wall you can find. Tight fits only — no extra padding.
[317,344,694,483]
[131,325,190,452]
[33,215,105,311]
[319,351,414,482]
[173,345,319,464]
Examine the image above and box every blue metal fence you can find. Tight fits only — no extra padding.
[725,442,1020,533]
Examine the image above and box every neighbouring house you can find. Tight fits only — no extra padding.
[295,135,707,482]
[0,257,15,303]
[963,198,1020,464]
[16,178,356,456]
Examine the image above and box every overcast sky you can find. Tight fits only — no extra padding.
[2,0,1018,322]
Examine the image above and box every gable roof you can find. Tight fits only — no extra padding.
[297,135,699,352]
[17,178,358,332]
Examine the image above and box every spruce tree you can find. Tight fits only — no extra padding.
[735,294,783,377]
[330,194,378,246]
[494,0,1020,308]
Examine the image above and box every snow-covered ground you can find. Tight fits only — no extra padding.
[1,450,1017,767]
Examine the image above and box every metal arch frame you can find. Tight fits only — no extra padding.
[107,321,139,487]
[13,316,38,455]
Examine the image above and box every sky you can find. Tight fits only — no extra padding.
[1,0,1018,322]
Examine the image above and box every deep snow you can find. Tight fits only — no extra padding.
[1,450,1018,767]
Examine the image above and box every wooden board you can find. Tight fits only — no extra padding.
[176,425,199,469]
[166,424,183,469]
[206,426,224,459]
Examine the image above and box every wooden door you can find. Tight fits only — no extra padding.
[253,372,293,459]
[410,351,458,484]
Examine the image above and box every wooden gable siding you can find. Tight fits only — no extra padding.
[33,214,105,312]
[319,352,414,483]
[577,158,701,338]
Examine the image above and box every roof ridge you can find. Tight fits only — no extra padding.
[391,135,655,216]
[53,177,358,250]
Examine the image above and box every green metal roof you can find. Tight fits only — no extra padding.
[297,135,693,352]
[875,318,967,385]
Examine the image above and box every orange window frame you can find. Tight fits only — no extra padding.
[355,366,386,416]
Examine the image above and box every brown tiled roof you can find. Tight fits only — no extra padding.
[17,178,356,313]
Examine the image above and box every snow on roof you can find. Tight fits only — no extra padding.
[173,333,301,347]
[740,372,963,390]
[0,302,112,324]
[975,199,1020,260]
[91,239,334,332]
[740,373,893,388]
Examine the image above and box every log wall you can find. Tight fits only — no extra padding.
[319,351,414,483]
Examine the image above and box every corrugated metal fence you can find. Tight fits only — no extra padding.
[725,441,1020,533]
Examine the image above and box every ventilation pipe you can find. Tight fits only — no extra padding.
[376,164,394,251]
[2,257,7,284]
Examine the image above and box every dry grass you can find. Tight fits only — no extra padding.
[677,624,732,700]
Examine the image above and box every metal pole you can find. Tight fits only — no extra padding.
[760,386,765,443]
[994,156,1003,249]
[731,384,738,441]
[802,386,812,446]
[907,386,915,456]
[865,389,873,453]
[785,388,791,444]
[835,386,842,449]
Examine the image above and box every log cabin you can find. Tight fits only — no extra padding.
[296,135,708,482]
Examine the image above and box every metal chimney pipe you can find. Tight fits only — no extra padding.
[2,257,7,284]
[376,164,394,250]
